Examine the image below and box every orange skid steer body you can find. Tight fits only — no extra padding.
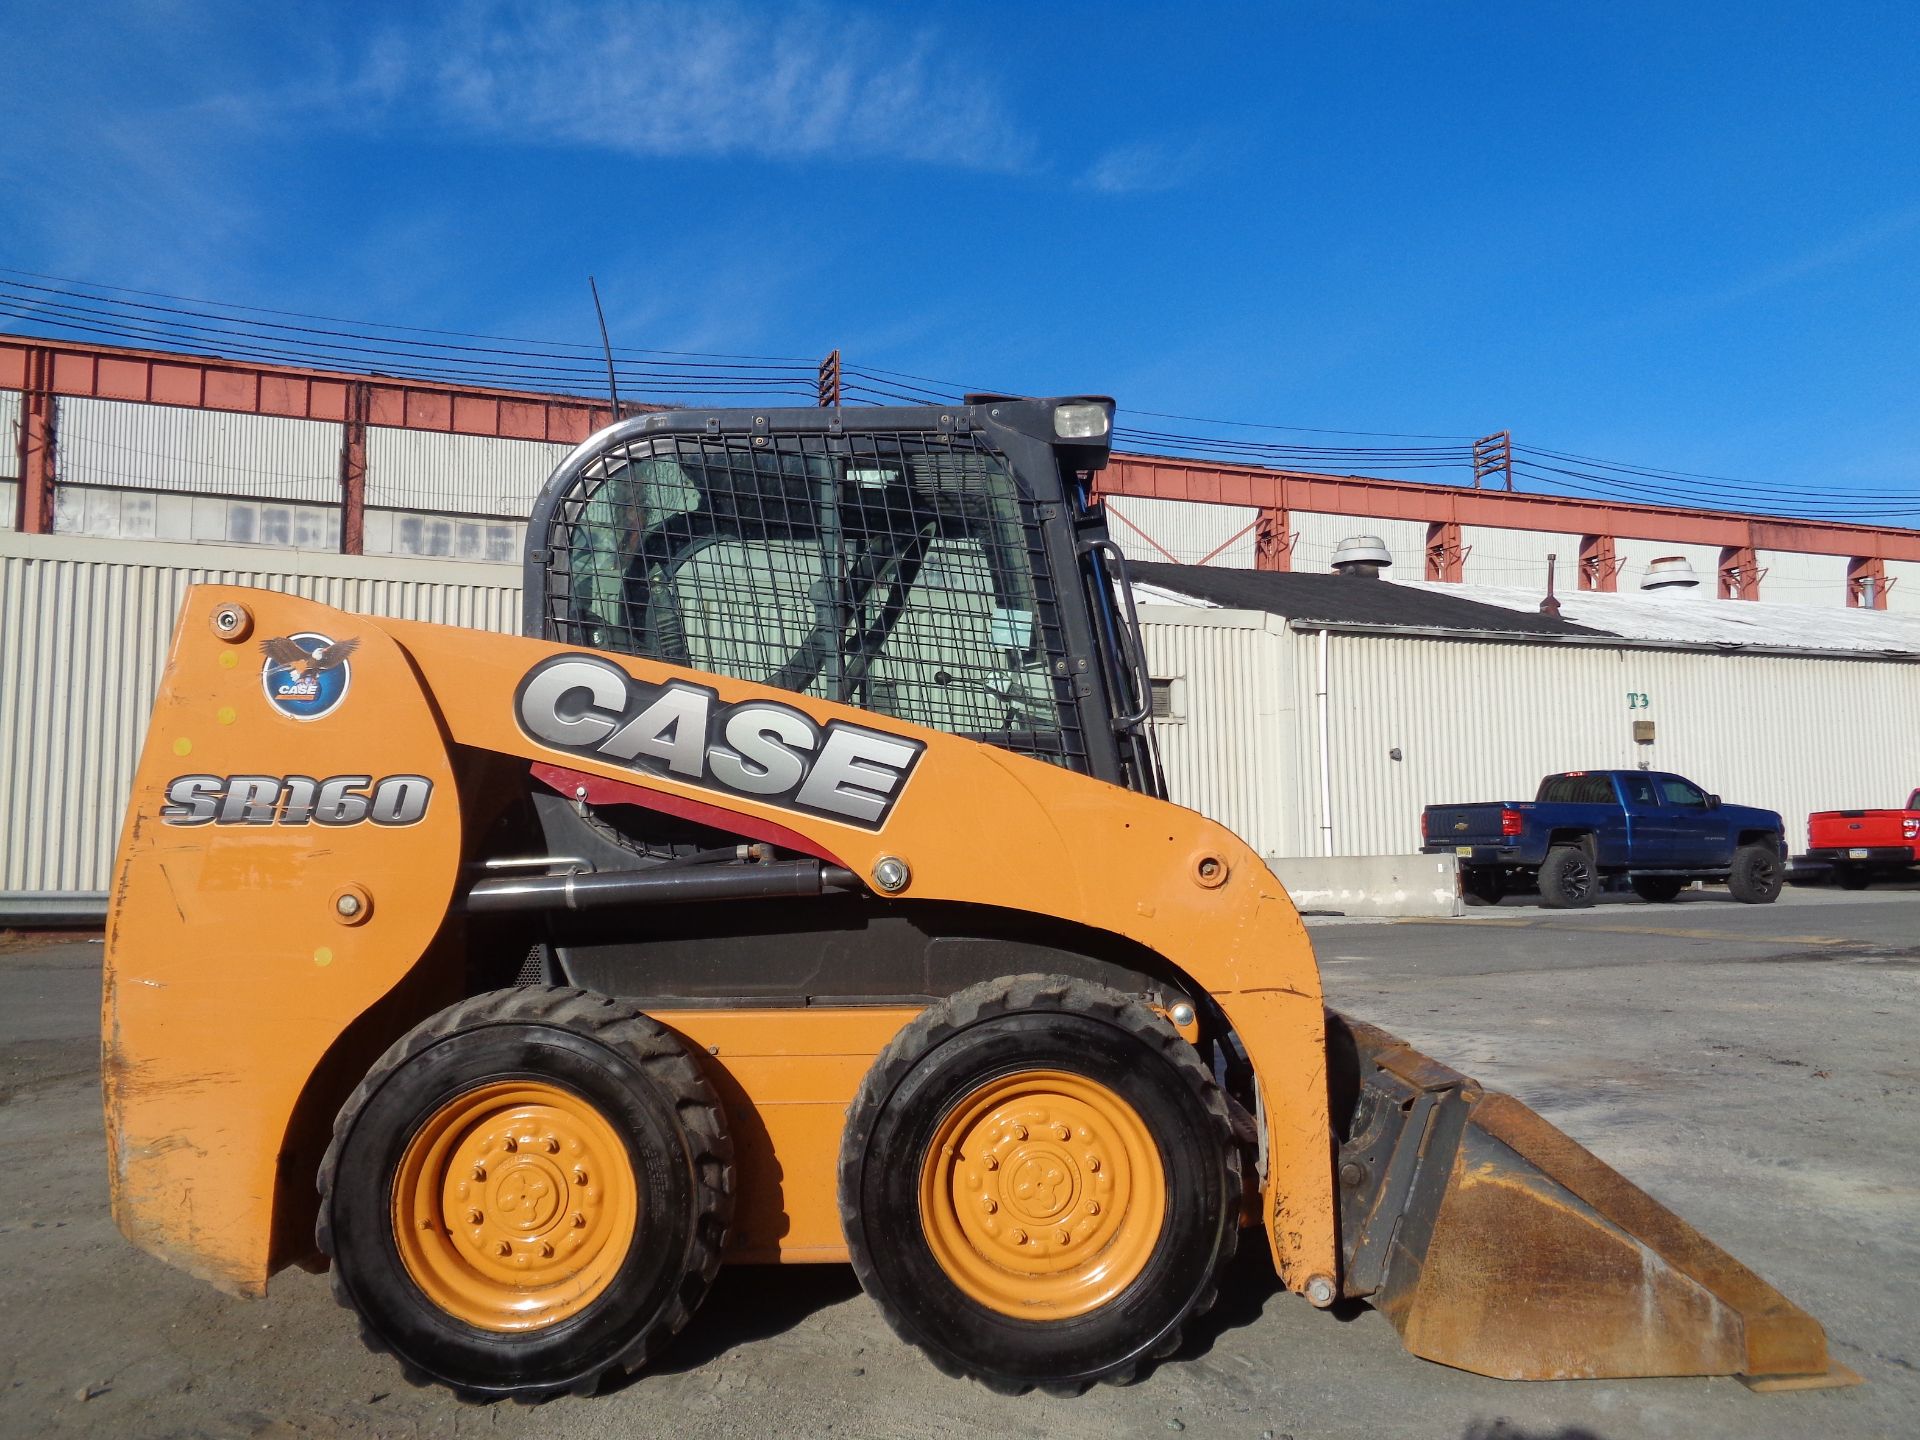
[103,587,1847,1398]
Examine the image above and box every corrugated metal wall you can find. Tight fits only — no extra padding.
[1291,512,1428,576]
[1759,547,1845,607]
[58,397,341,503]
[1888,560,1920,614]
[1106,496,1259,567]
[367,426,574,517]
[1139,607,1920,860]
[1,389,18,529]
[0,531,521,899]
[1460,525,1583,589]
[1140,613,1297,858]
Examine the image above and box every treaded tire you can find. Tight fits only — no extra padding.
[1629,875,1686,903]
[316,987,732,1401]
[837,975,1242,1396]
[1728,842,1784,904]
[1537,845,1597,908]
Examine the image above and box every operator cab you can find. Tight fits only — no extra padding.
[525,398,1160,795]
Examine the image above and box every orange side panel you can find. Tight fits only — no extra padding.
[657,1008,924,1262]
[103,589,464,1295]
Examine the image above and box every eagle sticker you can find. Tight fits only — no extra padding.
[260,632,359,721]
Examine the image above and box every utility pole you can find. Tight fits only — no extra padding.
[817,349,842,408]
[1472,430,1513,490]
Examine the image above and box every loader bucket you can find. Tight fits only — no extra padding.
[1328,1013,1856,1389]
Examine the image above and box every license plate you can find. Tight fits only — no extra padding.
[1849,848,1869,859]
[1456,845,1475,856]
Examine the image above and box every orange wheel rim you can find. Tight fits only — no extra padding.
[391,1080,637,1332]
[918,1068,1165,1320]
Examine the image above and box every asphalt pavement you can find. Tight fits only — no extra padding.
[1,882,1914,1440]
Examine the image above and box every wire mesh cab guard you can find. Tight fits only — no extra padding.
[524,400,1155,791]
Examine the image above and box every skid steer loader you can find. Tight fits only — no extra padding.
[102,396,1852,1400]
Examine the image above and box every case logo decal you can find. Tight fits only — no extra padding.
[260,633,359,720]
[514,655,923,830]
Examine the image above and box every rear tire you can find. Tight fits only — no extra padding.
[317,988,732,1401]
[1537,846,1598,908]
[838,975,1241,1396]
[1629,875,1686,903]
[1834,864,1871,891]
[1727,843,1784,904]
[1461,866,1506,906]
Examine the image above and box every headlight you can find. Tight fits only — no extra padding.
[1053,403,1111,440]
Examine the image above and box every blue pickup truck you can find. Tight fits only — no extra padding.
[1421,770,1786,908]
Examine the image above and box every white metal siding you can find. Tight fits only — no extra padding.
[367,427,572,518]
[1139,612,1297,858]
[1887,560,1920,614]
[1460,525,1584,590]
[0,389,19,479]
[0,531,521,896]
[1290,512,1428,577]
[57,397,341,503]
[1302,632,1920,858]
[1758,548,1846,608]
[1105,496,1258,567]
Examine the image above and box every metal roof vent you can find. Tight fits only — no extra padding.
[1640,555,1701,591]
[1331,534,1393,578]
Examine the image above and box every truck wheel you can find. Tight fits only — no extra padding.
[1537,846,1598,908]
[1727,844,1784,904]
[317,988,732,1400]
[1629,875,1686,903]
[1461,866,1506,906]
[838,975,1241,1395]
[1834,864,1871,891]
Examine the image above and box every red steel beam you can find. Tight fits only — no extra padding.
[1105,452,1920,564]
[0,333,623,444]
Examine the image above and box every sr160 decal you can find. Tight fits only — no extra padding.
[514,656,923,830]
[161,774,433,827]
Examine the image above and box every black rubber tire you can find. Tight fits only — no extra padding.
[1537,846,1598,908]
[1629,875,1686,903]
[1461,866,1506,906]
[317,988,733,1401]
[1727,843,1784,904]
[838,975,1241,1396]
[1834,864,1871,891]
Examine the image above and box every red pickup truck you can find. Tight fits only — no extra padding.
[1806,789,1920,888]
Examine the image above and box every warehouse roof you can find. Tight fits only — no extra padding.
[1126,561,1607,637]
[1129,560,1920,657]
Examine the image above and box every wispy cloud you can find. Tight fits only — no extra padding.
[1078,134,1222,195]
[269,2,1036,172]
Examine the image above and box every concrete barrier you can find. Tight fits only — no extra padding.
[1269,853,1462,918]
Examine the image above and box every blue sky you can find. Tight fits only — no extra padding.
[2,2,1917,515]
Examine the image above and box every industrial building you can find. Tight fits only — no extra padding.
[5,331,1920,916]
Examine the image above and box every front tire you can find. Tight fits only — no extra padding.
[1537,846,1598,908]
[317,988,733,1400]
[1727,843,1784,904]
[838,975,1241,1395]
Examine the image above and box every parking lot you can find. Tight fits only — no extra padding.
[3,883,1915,1440]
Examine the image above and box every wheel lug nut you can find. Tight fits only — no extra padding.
[982,1198,997,1214]
[471,1163,486,1181]
[1054,1123,1071,1140]
[572,1211,587,1228]
[546,1136,561,1153]
[982,1155,998,1171]
[1086,1155,1101,1173]
[573,1166,589,1186]
[1011,1228,1028,1245]
[1087,1200,1101,1216]
[539,1241,554,1258]
[1055,1228,1071,1245]
[502,1136,517,1153]
[466,1207,484,1225]
[1011,1123,1027,1140]
[493,1240,511,1257]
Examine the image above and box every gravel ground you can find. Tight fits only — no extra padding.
[2,882,1913,1440]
